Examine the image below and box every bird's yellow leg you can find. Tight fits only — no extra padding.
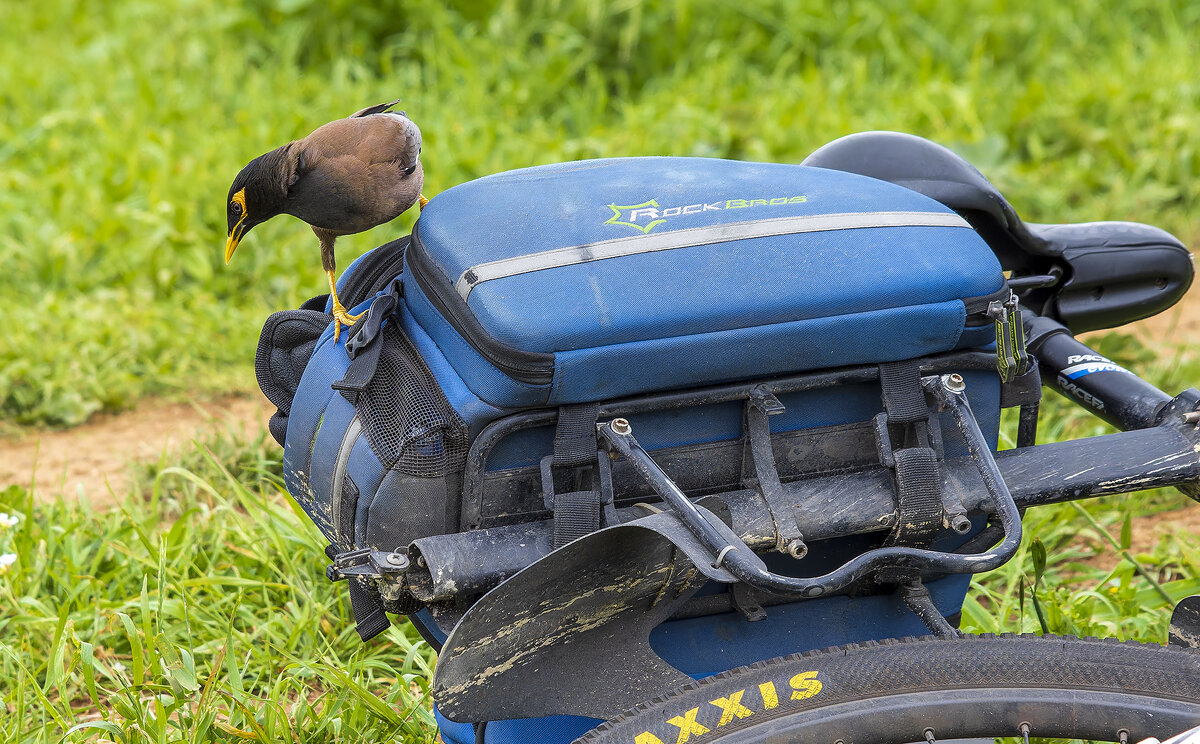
[327,270,365,342]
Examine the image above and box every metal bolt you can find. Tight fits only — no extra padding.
[878,514,895,527]
[386,552,407,566]
[949,514,972,535]
[785,540,808,559]
[945,373,966,393]
[1183,411,1200,425]
[610,418,632,436]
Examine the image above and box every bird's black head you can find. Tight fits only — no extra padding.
[225,146,294,263]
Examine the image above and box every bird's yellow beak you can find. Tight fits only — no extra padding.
[225,222,245,264]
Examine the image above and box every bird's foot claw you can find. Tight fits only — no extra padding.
[331,305,365,343]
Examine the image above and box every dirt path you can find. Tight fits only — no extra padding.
[0,394,275,507]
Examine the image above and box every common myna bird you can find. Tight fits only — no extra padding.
[225,101,426,339]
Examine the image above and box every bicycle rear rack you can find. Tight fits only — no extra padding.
[597,374,1023,603]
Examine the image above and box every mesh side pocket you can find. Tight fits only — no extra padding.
[357,323,469,478]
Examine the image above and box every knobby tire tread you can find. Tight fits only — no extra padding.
[574,633,1200,744]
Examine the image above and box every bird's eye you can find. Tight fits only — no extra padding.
[230,202,243,217]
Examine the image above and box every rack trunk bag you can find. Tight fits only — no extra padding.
[255,155,1009,675]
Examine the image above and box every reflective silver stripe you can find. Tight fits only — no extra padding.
[455,210,970,300]
[330,416,362,540]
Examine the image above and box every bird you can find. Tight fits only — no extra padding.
[224,100,426,340]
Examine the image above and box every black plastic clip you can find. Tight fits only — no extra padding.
[344,281,401,360]
[332,281,402,404]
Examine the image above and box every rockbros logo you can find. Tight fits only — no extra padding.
[605,195,809,234]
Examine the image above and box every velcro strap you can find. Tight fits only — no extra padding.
[553,491,603,548]
[890,447,943,545]
[553,403,601,467]
[348,578,390,641]
[879,361,928,423]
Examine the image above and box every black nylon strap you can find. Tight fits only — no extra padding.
[878,361,944,550]
[879,360,928,423]
[332,340,383,405]
[348,579,390,641]
[552,403,601,467]
[890,447,943,544]
[553,491,603,548]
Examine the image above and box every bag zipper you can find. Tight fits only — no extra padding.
[962,283,1014,326]
[408,226,555,386]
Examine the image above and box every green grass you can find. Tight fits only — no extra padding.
[4,0,1200,740]
[2,0,1199,426]
[0,430,440,743]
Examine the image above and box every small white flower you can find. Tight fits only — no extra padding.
[112,661,126,673]
[0,554,16,573]
[0,512,19,529]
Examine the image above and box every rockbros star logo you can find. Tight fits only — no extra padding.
[605,195,809,234]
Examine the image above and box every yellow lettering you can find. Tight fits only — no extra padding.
[788,195,808,203]
[636,734,667,744]
[759,681,779,710]
[667,707,710,742]
[710,689,754,726]
[769,197,788,205]
[749,199,768,207]
[725,199,748,209]
[789,670,823,700]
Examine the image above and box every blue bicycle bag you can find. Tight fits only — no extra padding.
[255,156,1010,743]
[404,157,1005,408]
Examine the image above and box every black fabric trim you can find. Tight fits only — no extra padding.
[552,404,601,467]
[879,361,928,424]
[552,491,603,549]
[891,447,943,542]
[348,579,390,641]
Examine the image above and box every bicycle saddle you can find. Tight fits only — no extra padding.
[804,131,1193,333]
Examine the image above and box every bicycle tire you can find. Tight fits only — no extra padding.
[574,634,1200,744]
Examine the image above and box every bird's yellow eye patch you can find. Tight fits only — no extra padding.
[230,188,246,217]
[225,188,249,264]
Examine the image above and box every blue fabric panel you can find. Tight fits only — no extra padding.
[409,157,1005,406]
[548,301,966,405]
[306,392,356,522]
[434,711,476,744]
[395,290,512,435]
[650,573,972,679]
[415,158,1002,355]
[403,264,551,408]
[346,437,387,547]
[469,226,996,353]
[420,158,968,282]
[282,331,346,543]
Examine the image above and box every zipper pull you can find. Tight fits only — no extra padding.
[988,294,1016,383]
[988,291,1029,383]
[1006,291,1031,378]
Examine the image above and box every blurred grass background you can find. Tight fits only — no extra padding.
[2,0,1199,426]
[3,0,1200,741]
